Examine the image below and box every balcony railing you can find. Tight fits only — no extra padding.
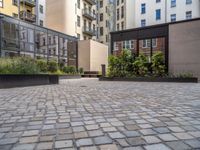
[83,26,96,36]
[84,0,96,5]
[82,9,96,20]
[20,0,36,7]
[19,11,36,23]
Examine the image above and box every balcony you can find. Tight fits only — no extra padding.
[19,11,36,23]
[20,0,36,7]
[84,0,96,5]
[83,26,96,36]
[82,9,96,20]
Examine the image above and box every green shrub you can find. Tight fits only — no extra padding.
[177,73,194,78]
[0,57,40,74]
[151,52,166,77]
[62,66,76,74]
[79,68,84,74]
[133,54,148,76]
[47,60,58,73]
[36,59,48,73]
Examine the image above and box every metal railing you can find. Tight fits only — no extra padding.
[19,11,36,23]
[83,26,96,36]
[82,9,96,20]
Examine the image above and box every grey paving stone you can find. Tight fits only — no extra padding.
[108,132,125,139]
[99,144,118,150]
[22,130,39,136]
[85,125,99,130]
[55,140,73,148]
[0,138,18,145]
[116,139,130,147]
[80,146,98,150]
[12,144,35,150]
[123,131,140,137]
[94,136,113,145]
[74,131,88,139]
[184,139,200,148]
[73,126,85,132]
[36,142,53,150]
[76,138,93,147]
[123,147,144,150]
[153,127,170,134]
[144,143,171,150]
[39,136,54,142]
[140,129,157,135]
[19,136,38,144]
[166,141,191,150]
[168,127,185,132]
[173,132,194,140]
[88,130,104,137]
[127,137,146,146]
[143,136,161,144]
[158,134,178,142]
[0,145,12,150]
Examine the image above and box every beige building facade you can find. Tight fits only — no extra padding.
[168,19,200,79]
[78,40,108,72]
[46,0,97,41]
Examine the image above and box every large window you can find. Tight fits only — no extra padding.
[186,0,192,4]
[186,11,192,19]
[171,14,176,22]
[171,0,176,7]
[40,5,43,14]
[156,9,161,20]
[0,0,3,8]
[141,3,146,14]
[141,19,146,27]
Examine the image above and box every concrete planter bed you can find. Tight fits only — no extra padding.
[0,75,59,89]
[99,77,198,83]
[59,75,82,79]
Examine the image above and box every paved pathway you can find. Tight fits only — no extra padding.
[0,78,200,150]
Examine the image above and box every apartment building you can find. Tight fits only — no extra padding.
[0,0,45,26]
[46,0,97,40]
[96,0,115,45]
[135,0,200,27]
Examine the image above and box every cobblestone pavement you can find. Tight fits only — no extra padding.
[0,78,200,150]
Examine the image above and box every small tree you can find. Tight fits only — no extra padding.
[133,54,148,76]
[48,60,58,73]
[151,52,166,77]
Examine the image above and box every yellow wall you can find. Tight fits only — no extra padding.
[0,0,35,18]
[0,0,18,17]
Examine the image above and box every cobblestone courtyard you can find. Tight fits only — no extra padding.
[0,79,200,150]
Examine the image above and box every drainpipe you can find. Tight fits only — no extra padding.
[165,0,167,23]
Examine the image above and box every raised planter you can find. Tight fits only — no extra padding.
[99,77,198,83]
[59,75,82,79]
[0,75,59,89]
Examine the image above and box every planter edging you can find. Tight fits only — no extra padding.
[0,74,59,89]
[99,77,198,83]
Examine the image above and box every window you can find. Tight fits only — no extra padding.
[186,11,192,19]
[77,34,80,39]
[0,0,3,8]
[142,39,151,48]
[156,0,161,3]
[77,16,80,27]
[141,3,146,14]
[117,0,119,6]
[40,20,44,26]
[156,9,161,20]
[171,14,176,22]
[12,0,18,6]
[100,0,103,8]
[106,35,109,42]
[117,9,120,20]
[12,13,18,18]
[114,42,119,51]
[121,6,124,18]
[100,13,103,21]
[186,0,192,4]
[171,0,176,7]
[117,24,119,31]
[100,27,103,36]
[141,19,146,27]
[121,22,124,30]
[77,0,80,9]
[121,0,124,3]
[40,5,43,14]
[106,20,109,27]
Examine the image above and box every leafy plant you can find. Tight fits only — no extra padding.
[79,68,84,74]
[133,54,148,76]
[36,59,48,73]
[151,52,166,77]
[177,73,194,78]
[62,65,76,74]
[47,60,58,73]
